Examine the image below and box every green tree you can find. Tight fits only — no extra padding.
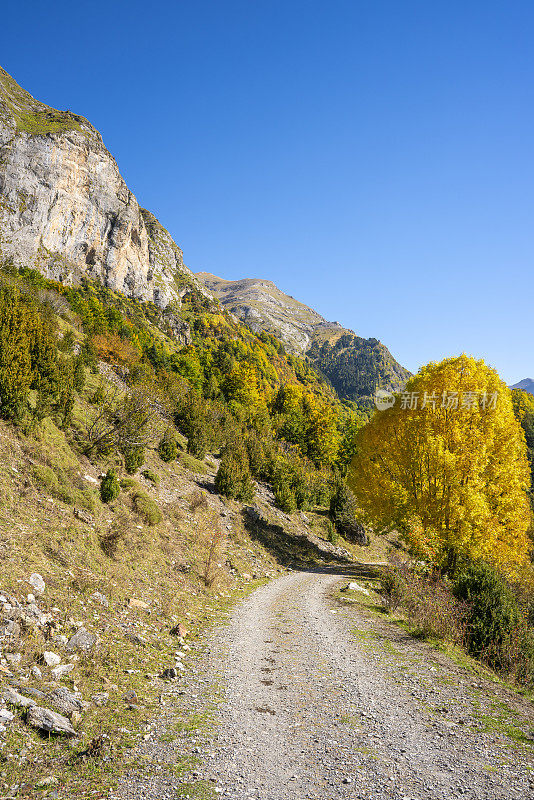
[215,444,255,501]
[158,428,178,462]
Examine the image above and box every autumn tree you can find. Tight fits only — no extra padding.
[348,355,531,576]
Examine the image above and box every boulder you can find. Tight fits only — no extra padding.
[46,687,85,715]
[3,687,36,708]
[43,651,61,667]
[26,706,76,736]
[66,626,98,652]
[51,664,75,679]
[28,573,45,596]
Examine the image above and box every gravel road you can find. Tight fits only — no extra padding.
[116,570,534,800]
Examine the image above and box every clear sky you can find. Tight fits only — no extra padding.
[2,1,533,383]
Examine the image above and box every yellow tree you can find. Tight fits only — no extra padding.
[348,355,531,575]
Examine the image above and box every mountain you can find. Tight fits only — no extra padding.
[511,378,534,395]
[0,66,208,308]
[0,64,408,405]
[197,272,411,402]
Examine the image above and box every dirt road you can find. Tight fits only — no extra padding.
[118,570,534,800]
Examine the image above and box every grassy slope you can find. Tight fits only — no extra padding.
[0,356,381,798]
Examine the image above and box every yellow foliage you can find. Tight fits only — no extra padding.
[348,355,531,575]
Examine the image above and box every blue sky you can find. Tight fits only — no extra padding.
[3,1,533,383]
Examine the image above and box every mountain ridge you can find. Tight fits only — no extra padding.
[196,271,411,401]
[0,64,409,405]
[511,378,534,395]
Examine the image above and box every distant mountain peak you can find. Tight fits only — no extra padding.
[196,272,410,401]
[511,378,534,395]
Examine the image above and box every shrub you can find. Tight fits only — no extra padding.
[32,464,60,493]
[158,429,178,462]
[325,520,339,546]
[100,469,120,503]
[274,480,296,513]
[215,447,255,502]
[452,560,521,666]
[142,468,160,484]
[330,481,368,544]
[122,446,144,474]
[189,489,208,513]
[379,566,407,612]
[119,477,139,490]
[186,424,209,459]
[133,492,163,526]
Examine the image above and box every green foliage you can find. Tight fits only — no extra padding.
[325,520,339,546]
[32,464,60,494]
[72,355,86,393]
[273,479,296,513]
[100,469,120,503]
[58,329,75,353]
[158,428,178,462]
[452,561,521,665]
[379,566,407,612]
[142,468,160,484]
[329,480,366,542]
[133,492,163,526]
[122,446,144,474]
[119,477,139,490]
[180,453,208,474]
[215,445,255,502]
[308,333,410,402]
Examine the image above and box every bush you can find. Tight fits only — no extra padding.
[32,464,60,493]
[330,481,368,544]
[133,492,163,526]
[142,469,160,484]
[158,429,178,462]
[452,560,521,666]
[215,447,255,502]
[325,520,339,546]
[274,480,296,513]
[119,477,139,490]
[122,446,144,474]
[379,566,407,612]
[100,469,120,503]
[186,424,209,459]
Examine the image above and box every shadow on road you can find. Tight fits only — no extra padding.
[241,507,386,578]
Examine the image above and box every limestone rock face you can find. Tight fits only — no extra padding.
[0,66,208,309]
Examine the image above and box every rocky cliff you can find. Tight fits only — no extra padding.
[0,66,207,308]
[196,272,411,400]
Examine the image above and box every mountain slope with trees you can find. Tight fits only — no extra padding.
[197,272,411,403]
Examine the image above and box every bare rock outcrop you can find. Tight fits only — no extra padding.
[0,66,210,310]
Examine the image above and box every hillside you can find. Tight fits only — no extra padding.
[197,272,411,401]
